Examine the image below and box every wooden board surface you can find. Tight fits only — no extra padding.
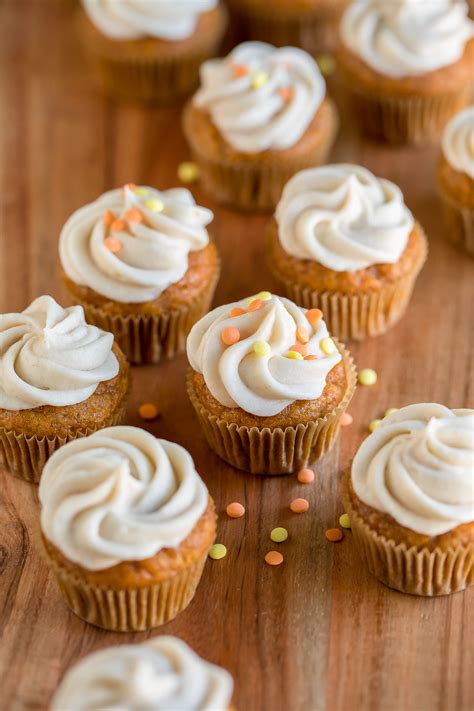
[0,2,473,710]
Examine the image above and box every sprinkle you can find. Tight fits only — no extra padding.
[270,527,288,543]
[296,326,309,344]
[278,86,293,102]
[226,502,245,519]
[358,368,378,386]
[369,419,381,433]
[304,355,318,361]
[138,403,160,421]
[320,338,335,355]
[124,182,136,192]
[255,291,272,301]
[251,71,269,90]
[229,307,246,318]
[209,544,227,560]
[290,498,309,514]
[232,63,250,78]
[253,341,271,357]
[340,412,353,427]
[145,197,165,213]
[385,407,398,417]
[110,219,126,232]
[297,468,314,484]
[265,551,284,566]
[178,161,200,183]
[306,308,323,328]
[325,528,344,542]
[126,208,144,223]
[317,54,336,76]
[103,209,114,226]
[221,327,241,346]
[135,187,149,196]
[287,350,304,361]
[289,343,308,357]
[104,237,122,253]
[247,298,263,312]
[339,513,351,529]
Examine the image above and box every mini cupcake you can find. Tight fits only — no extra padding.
[77,0,227,103]
[59,183,219,364]
[183,41,339,211]
[39,427,216,631]
[227,0,348,55]
[50,636,234,710]
[343,404,474,596]
[186,293,356,474]
[267,164,428,341]
[437,105,474,257]
[0,296,129,483]
[337,0,474,144]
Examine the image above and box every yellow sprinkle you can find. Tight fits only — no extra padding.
[287,350,304,360]
[209,544,227,560]
[316,54,336,77]
[358,368,378,386]
[339,513,351,529]
[270,527,289,543]
[384,407,398,417]
[255,291,272,301]
[369,419,381,433]
[251,71,269,90]
[178,161,200,183]
[253,341,271,357]
[135,187,149,196]
[320,337,335,355]
[145,197,165,212]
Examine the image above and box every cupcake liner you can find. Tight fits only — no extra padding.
[439,193,474,258]
[187,342,356,475]
[342,475,474,596]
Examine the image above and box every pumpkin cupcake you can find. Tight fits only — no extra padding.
[0,295,129,483]
[343,403,474,596]
[59,183,219,364]
[186,293,356,474]
[39,427,216,632]
[267,164,428,341]
[183,41,339,211]
[77,0,227,103]
[438,105,474,257]
[337,0,474,144]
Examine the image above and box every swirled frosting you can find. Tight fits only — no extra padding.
[352,403,474,536]
[60,185,213,304]
[81,0,218,41]
[51,636,233,711]
[275,164,413,271]
[442,105,474,178]
[193,41,326,153]
[0,296,118,411]
[39,427,209,570]
[187,294,342,417]
[341,0,473,78]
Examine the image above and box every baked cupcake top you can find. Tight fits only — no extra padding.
[39,427,209,570]
[187,293,342,417]
[351,403,474,536]
[341,0,473,78]
[51,636,233,711]
[81,0,218,41]
[442,105,474,178]
[59,184,213,304]
[193,41,326,153]
[275,164,413,271]
[0,295,118,411]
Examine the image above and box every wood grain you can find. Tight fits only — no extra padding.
[0,2,473,710]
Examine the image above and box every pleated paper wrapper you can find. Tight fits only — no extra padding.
[439,192,474,258]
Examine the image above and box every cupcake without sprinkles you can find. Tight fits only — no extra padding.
[186,293,356,474]
[59,183,219,364]
[183,41,339,211]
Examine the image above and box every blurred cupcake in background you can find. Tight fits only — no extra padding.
[337,0,474,144]
[77,0,227,103]
[183,41,339,211]
[437,105,474,257]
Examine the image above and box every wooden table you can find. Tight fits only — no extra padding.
[1,2,473,710]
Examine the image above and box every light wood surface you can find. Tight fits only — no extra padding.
[0,2,473,710]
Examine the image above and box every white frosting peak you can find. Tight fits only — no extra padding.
[59,185,212,304]
[193,42,326,153]
[341,0,473,78]
[352,403,474,536]
[0,296,118,411]
[51,636,233,711]
[276,164,413,271]
[187,294,342,417]
[39,427,209,570]
[442,105,474,178]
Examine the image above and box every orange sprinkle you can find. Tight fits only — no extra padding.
[340,412,353,427]
[296,326,309,344]
[304,355,318,361]
[297,468,314,484]
[221,327,241,346]
[307,308,323,328]
[138,403,160,421]
[104,237,122,253]
[265,551,284,566]
[126,208,144,223]
[278,86,293,102]
[289,343,308,357]
[232,63,250,78]
[124,182,136,192]
[247,299,263,312]
[103,209,114,226]
[325,528,344,542]
[226,502,245,518]
[110,219,126,232]
[290,498,309,514]
[229,307,246,318]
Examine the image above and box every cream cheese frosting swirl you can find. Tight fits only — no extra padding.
[352,404,474,536]
[39,427,209,570]
[81,0,218,41]
[50,636,234,711]
[193,41,326,153]
[187,294,342,417]
[0,295,118,411]
[60,185,213,304]
[442,105,474,178]
[341,0,473,78]
[276,164,413,271]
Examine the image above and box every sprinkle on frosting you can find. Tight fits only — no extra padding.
[442,106,474,179]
